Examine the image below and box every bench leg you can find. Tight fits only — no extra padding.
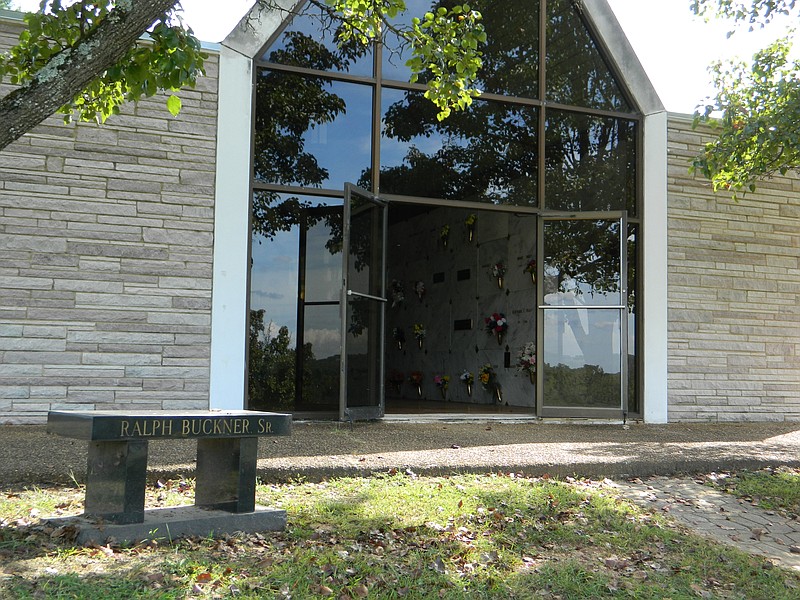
[84,440,148,524]
[195,437,258,513]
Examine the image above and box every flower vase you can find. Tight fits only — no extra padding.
[442,237,448,249]
[416,384,422,397]
[496,331,503,346]
[530,272,536,284]
[466,383,472,397]
[440,387,446,400]
[497,276,503,289]
[495,386,503,404]
[417,338,424,350]
[529,371,536,385]
[467,225,474,242]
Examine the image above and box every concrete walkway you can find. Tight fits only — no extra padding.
[614,476,800,572]
[1,420,799,484]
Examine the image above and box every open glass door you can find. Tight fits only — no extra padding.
[538,214,628,419]
[339,184,388,420]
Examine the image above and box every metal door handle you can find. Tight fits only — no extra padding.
[347,290,387,302]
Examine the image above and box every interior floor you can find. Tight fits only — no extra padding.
[386,398,534,415]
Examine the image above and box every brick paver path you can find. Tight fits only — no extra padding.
[613,476,800,572]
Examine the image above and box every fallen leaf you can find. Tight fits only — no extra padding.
[353,583,369,597]
[431,557,447,574]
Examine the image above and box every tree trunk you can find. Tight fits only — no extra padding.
[0,0,179,151]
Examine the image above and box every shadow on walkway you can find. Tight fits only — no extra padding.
[2,421,799,485]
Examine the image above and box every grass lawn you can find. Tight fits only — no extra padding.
[701,467,800,515]
[2,472,799,599]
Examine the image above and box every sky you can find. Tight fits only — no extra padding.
[9,0,796,113]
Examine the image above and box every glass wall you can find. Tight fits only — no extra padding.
[249,0,642,417]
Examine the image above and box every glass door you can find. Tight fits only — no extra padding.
[339,184,388,420]
[538,214,628,419]
[295,206,342,413]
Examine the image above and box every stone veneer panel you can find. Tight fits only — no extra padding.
[667,116,800,422]
[0,16,219,423]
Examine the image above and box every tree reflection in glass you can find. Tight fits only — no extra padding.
[545,111,636,212]
[546,0,631,111]
[375,89,538,205]
[543,219,622,307]
[382,0,539,98]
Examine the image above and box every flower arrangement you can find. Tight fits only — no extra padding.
[460,369,474,396]
[485,312,508,335]
[392,327,406,349]
[479,363,502,403]
[524,259,536,284]
[433,374,450,390]
[465,213,476,241]
[491,262,506,288]
[524,259,536,274]
[414,280,425,300]
[478,363,496,389]
[413,323,426,349]
[390,279,405,307]
[517,341,536,380]
[434,374,450,399]
[440,225,450,247]
[409,370,424,396]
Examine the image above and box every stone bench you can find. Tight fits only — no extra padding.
[46,410,291,527]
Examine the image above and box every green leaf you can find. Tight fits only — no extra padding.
[166,94,182,117]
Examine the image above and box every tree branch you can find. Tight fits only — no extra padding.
[0,0,178,151]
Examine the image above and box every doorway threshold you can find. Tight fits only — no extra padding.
[383,414,627,425]
[383,413,541,424]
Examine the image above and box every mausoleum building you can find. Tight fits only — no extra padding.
[0,0,797,424]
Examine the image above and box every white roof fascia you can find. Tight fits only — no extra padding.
[222,0,302,59]
[581,0,665,116]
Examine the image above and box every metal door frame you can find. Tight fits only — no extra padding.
[339,183,388,421]
[536,211,629,419]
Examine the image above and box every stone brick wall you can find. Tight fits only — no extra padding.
[668,115,800,421]
[0,15,219,423]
